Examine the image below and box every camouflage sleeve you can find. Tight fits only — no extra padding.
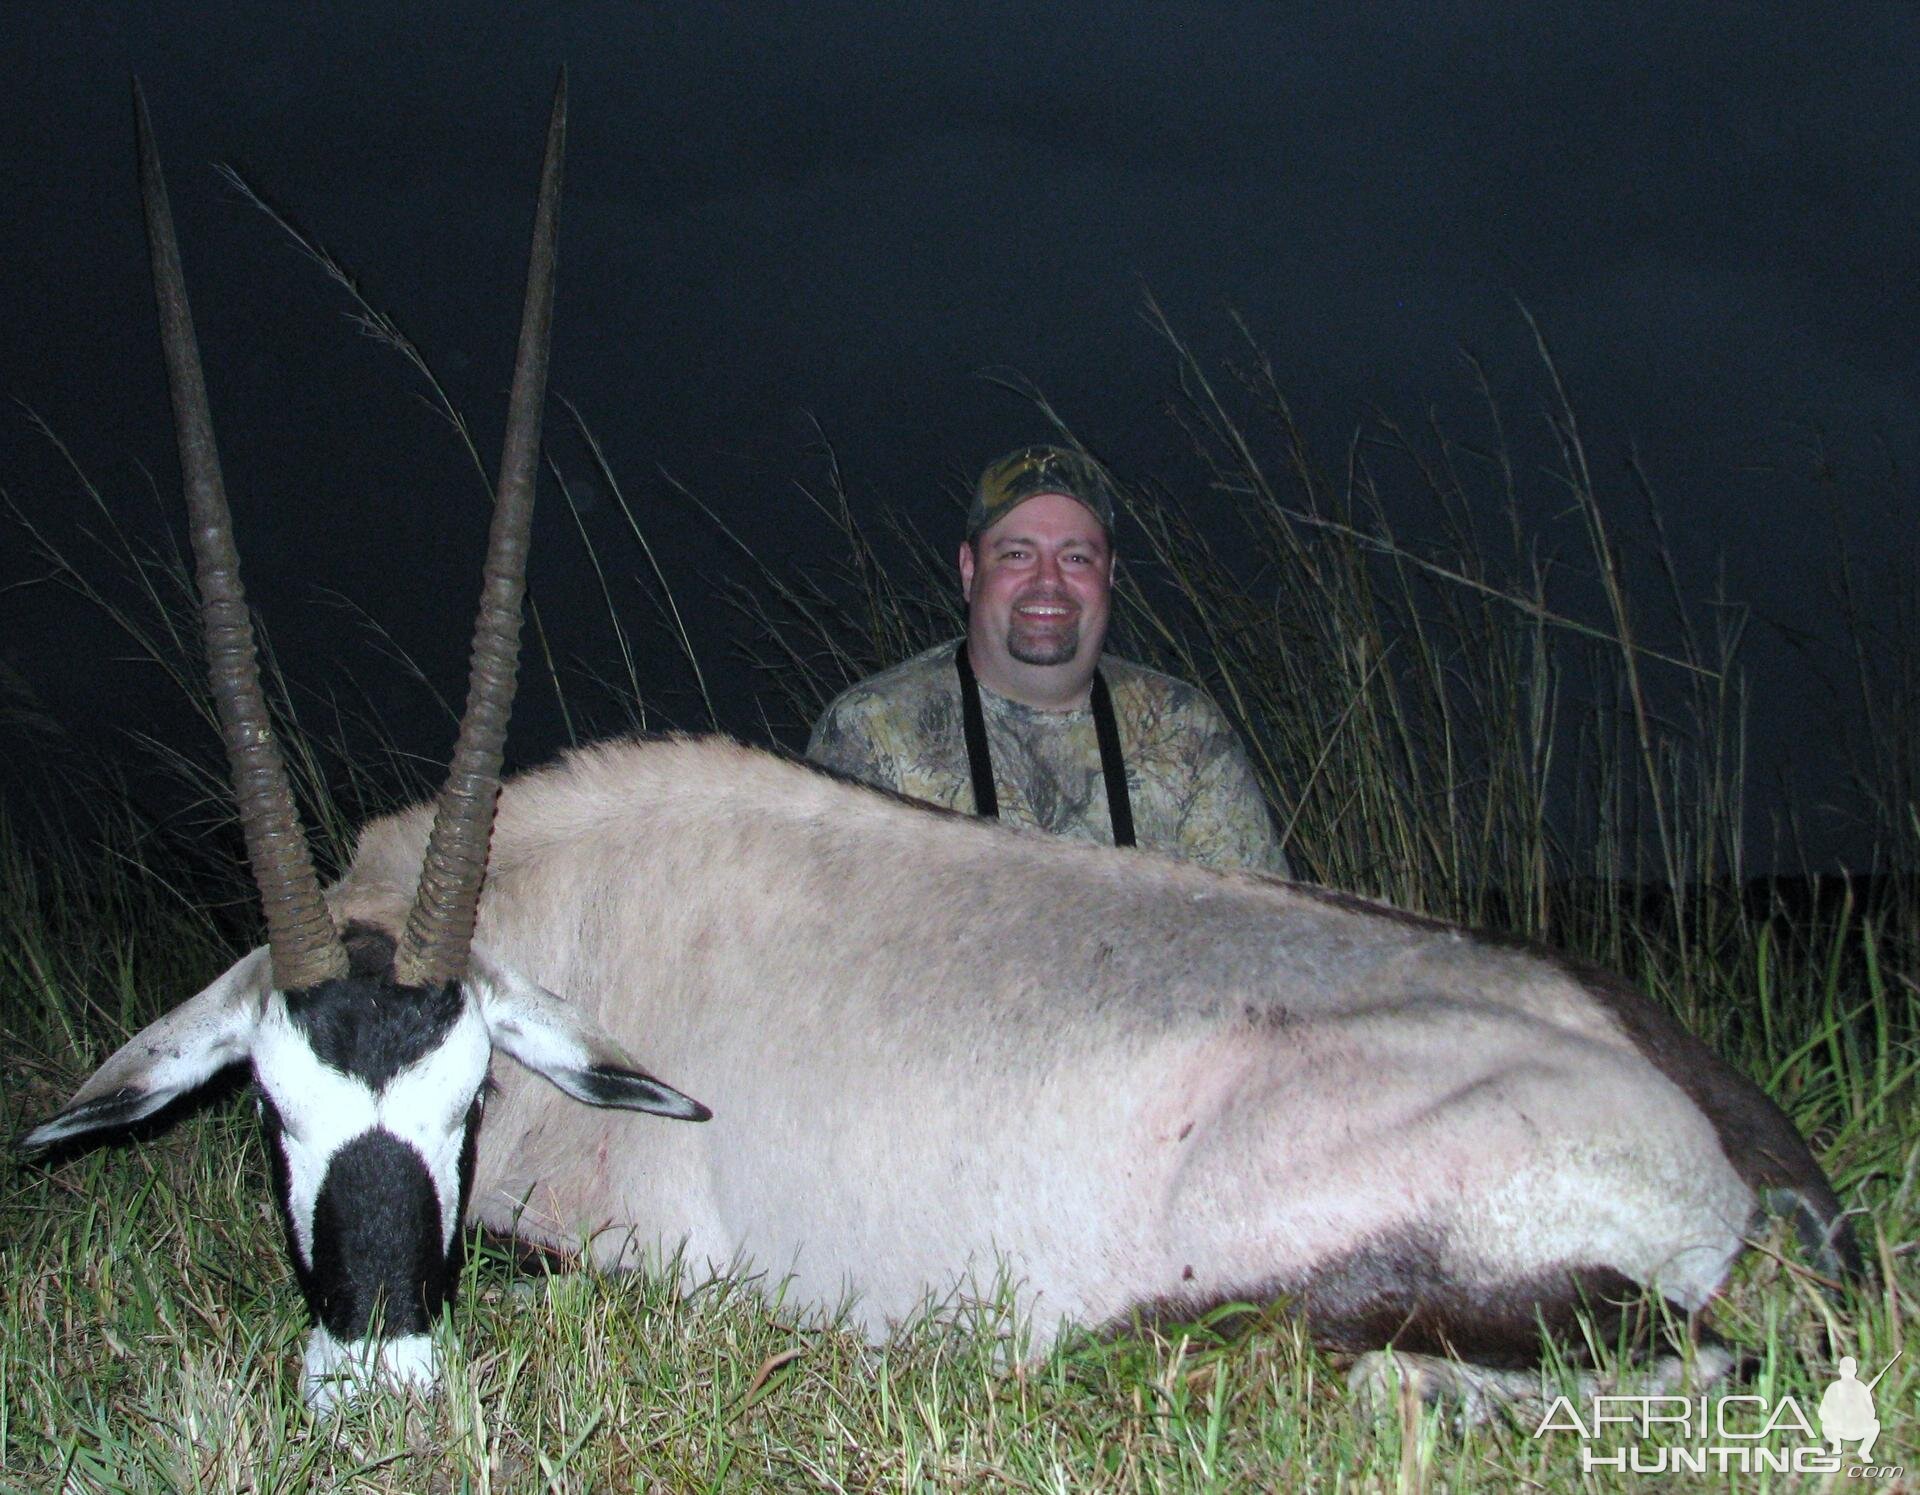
[1173,697,1292,877]
[805,689,903,792]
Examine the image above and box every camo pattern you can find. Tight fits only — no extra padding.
[807,640,1289,874]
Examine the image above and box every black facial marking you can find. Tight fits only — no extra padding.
[307,1131,451,1340]
[284,926,465,1092]
[340,923,399,974]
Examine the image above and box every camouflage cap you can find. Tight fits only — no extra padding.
[967,444,1116,539]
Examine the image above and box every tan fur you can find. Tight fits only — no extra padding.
[329,734,1758,1351]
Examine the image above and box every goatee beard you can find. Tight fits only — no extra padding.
[1007,623,1080,667]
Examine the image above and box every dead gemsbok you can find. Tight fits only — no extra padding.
[26,79,1858,1416]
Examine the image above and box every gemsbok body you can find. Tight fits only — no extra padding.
[27,82,1857,1414]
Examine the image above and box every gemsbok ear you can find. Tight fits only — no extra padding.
[22,947,271,1150]
[466,951,711,1122]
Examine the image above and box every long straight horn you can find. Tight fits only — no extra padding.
[135,81,348,993]
[393,73,566,990]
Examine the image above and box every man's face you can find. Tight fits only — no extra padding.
[958,492,1114,672]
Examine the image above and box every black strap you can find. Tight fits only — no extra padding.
[954,642,999,820]
[953,642,1135,848]
[1089,669,1136,848]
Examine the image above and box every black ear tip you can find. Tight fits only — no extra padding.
[14,1088,152,1154]
[653,1086,711,1123]
[15,1109,89,1156]
[577,1064,711,1120]
[14,1124,55,1155]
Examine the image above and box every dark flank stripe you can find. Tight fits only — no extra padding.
[1112,1232,1716,1370]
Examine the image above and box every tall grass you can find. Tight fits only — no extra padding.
[4,786,1909,1488]
[724,311,1912,994]
[2,267,1914,1486]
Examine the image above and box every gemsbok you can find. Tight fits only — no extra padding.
[25,78,1858,1416]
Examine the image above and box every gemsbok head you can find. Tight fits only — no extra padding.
[21,74,709,1411]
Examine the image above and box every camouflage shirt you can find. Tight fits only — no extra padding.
[806,640,1289,874]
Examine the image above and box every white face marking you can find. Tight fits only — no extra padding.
[302,1324,440,1413]
[253,998,493,1266]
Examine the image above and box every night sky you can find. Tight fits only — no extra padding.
[4,4,1915,870]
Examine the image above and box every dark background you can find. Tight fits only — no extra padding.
[3,4,1914,871]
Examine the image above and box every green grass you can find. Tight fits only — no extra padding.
[3,619,1911,1492]
[3,264,1916,1487]
[2,1055,1911,1490]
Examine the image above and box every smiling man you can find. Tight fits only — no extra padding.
[806,445,1289,873]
